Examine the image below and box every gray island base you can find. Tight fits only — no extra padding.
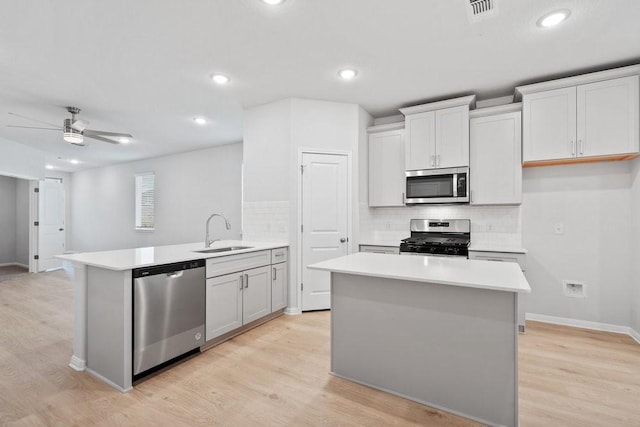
[311,253,530,427]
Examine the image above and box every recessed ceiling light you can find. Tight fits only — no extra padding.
[338,68,358,80]
[45,165,54,170]
[70,159,80,165]
[537,9,571,27]
[118,137,130,144]
[261,0,285,5]
[211,74,230,85]
[193,117,208,125]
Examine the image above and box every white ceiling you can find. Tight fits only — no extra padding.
[1,0,639,172]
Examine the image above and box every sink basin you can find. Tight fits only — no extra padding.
[193,246,253,254]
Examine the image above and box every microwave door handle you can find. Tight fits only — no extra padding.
[453,173,458,197]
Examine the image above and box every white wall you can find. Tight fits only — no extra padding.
[522,162,633,327]
[243,98,370,313]
[15,178,30,266]
[70,143,243,252]
[0,176,17,263]
[631,158,640,335]
[0,137,46,180]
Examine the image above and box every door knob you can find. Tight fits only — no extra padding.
[59,228,64,231]
[340,238,346,243]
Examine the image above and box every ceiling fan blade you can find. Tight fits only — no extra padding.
[84,129,132,138]
[71,119,89,132]
[8,112,60,128]
[84,134,120,144]
[7,125,62,131]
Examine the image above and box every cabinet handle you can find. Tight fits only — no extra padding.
[570,140,575,157]
[273,267,277,280]
[239,275,243,290]
[437,155,440,167]
[578,139,584,156]
[244,273,249,288]
[430,155,435,167]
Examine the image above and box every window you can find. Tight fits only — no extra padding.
[135,173,155,230]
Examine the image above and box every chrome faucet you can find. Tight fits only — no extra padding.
[205,213,231,247]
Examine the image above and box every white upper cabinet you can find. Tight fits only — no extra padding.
[470,108,522,205]
[405,112,435,170]
[522,87,577,162]
[517,67,640,165]
[577,76,639,157]
[436,105,470,169]
[368,123,405,207]
[400,95,475,171]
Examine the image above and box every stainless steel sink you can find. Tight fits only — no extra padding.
[193,246,253,254]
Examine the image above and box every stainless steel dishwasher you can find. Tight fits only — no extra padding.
[132,259,205,380]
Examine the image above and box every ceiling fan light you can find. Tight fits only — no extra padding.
[63,131,84,144]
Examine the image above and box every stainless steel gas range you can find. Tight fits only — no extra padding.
[399,219,470,258]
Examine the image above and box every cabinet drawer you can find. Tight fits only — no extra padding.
[359,245,400,255]
[206,250,271,278]
[469,251,526,271]
[271,247,288,264]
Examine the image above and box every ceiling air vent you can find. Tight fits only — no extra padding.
[466,0,499,23]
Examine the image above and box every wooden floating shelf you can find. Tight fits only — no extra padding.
[522,153,639,168]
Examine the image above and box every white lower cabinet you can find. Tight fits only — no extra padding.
[271,261,288,312]
[359,245,400,255]
[205,248,287,342]
[206,273,243,339]
[242,266,272,324]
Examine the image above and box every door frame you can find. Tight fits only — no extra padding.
[0,170,40,273]
[296,148,353,312]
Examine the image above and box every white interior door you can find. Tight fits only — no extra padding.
[301,152,349,311]
[38,179,65,271]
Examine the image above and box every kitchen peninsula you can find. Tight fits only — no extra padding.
[309,252,530,427]
[59,240,288,392]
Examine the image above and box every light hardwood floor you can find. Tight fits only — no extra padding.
[1,271,639,426]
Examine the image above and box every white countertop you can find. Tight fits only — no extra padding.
[57,240,288,271]
[309,252,530,293]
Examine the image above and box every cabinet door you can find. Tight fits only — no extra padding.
[405,111,435,170]
[242,265,272,324]
[271,262,287,312]
[369,129,405,207]
[577,75,640,157]
[470,112,522,205]
[435,105,469,168]
[206,273,243,341]
[523,86,577,162]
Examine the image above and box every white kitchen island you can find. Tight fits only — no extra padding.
[58,240,288,392]
[309,252,530,427]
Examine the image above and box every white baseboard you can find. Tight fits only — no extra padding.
[527,313,639,344]
[284,307,302,315]
[0,262,29,269]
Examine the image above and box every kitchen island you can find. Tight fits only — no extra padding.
[59,240,288,392]
[309,252,530,427]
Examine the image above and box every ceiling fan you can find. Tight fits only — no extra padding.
[7,106,132,146]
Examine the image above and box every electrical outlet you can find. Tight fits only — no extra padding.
[562,280,586,298]
[554,223,564,235]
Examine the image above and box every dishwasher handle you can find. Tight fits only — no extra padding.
[132,259,205,278]
[166,271,184,279]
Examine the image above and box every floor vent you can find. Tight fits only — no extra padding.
[467,0,499,22]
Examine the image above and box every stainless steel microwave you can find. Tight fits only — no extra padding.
[405,167,469,204]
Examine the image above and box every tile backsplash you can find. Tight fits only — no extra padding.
[242,200,289,242]
[360,203,522,248]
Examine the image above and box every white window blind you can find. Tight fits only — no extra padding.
[135,173,155,230]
